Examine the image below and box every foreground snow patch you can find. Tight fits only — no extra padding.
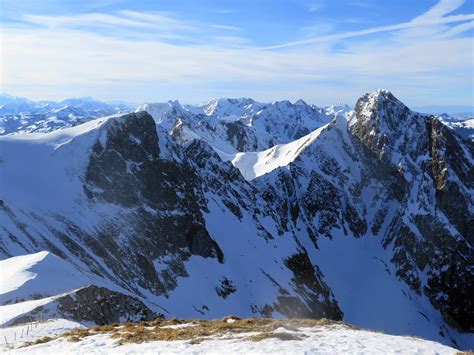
[0,319,83,351]
[2,322,457,354]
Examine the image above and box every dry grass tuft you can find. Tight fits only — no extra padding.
[90,325,116,332]
[63,328,93,341]
[57,317,348,345]
[21,336,56,347]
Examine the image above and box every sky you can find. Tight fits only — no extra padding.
[0,0,473,107]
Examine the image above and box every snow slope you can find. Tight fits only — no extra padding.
[0,251,126,327]
[0,116,108,211]
[218,124,327,180]
[313,228,474,348]
[4,323,457,354]
[0,295,63,326]
[0,319,83,352]
[0,251,97,306]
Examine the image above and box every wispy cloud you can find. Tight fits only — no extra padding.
[412,0,464,22]
[263,0,473,49]
[300,22,336,37]
[117,10,194,29]
[21,10,197,37]
[440,20,474,37]
[18,10,243,45]
[308,2,324,12]
[1,1,473,106]
[211,24,241,32]
[23,13,170,30]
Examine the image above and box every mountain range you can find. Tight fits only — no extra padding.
[0,90,472,350]
[0,94,134,135]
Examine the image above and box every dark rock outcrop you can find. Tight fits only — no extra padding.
[9,285,157,326]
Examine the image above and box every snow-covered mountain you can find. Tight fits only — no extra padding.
[0,90,472,350]
[137,97,336,153]
[436,114,474,141]
[0,94,133,135]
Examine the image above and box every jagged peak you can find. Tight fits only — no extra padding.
[324,104,351,116]
[357,89,402,108]
[203,97,258,117]
[352,89,411,128]
[207,97,254,103]
[294,99,309,106]
[137,100,190,127]
[273,99,292,107]
[349,90,438,166]
[269,99,320,113]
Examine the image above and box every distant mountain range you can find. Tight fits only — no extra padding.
[0,94,135,135]
[412,105,473,118]
[1,93,471,141]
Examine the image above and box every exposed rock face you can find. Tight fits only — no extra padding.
[349,91,473,333]
[56,286,157,325]
[82,112,223,296]
[0,90,472,349]
[8,286,157,326]
[279,250,342,320]
[84,111,162,207]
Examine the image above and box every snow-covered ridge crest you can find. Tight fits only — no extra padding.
[0,251,95,306]
[0,111,150,214]
[218,123,329,180]
[0,111,135,149]
[203,97,261,118]
[136,101,185,127]
[139,96,336,155]
[0,251,148,327]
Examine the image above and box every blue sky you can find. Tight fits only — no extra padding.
[1,0,473,107]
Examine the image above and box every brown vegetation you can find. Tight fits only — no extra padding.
[21,336,56,347]
[58,317,348,345]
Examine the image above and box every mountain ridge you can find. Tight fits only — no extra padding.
[0,90,472,349]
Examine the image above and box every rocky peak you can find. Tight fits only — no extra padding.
[349,90,426,163]
[294,99,309,106]
[353,89,410,131]
[138,101,192,130]
[203,98,259,118]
